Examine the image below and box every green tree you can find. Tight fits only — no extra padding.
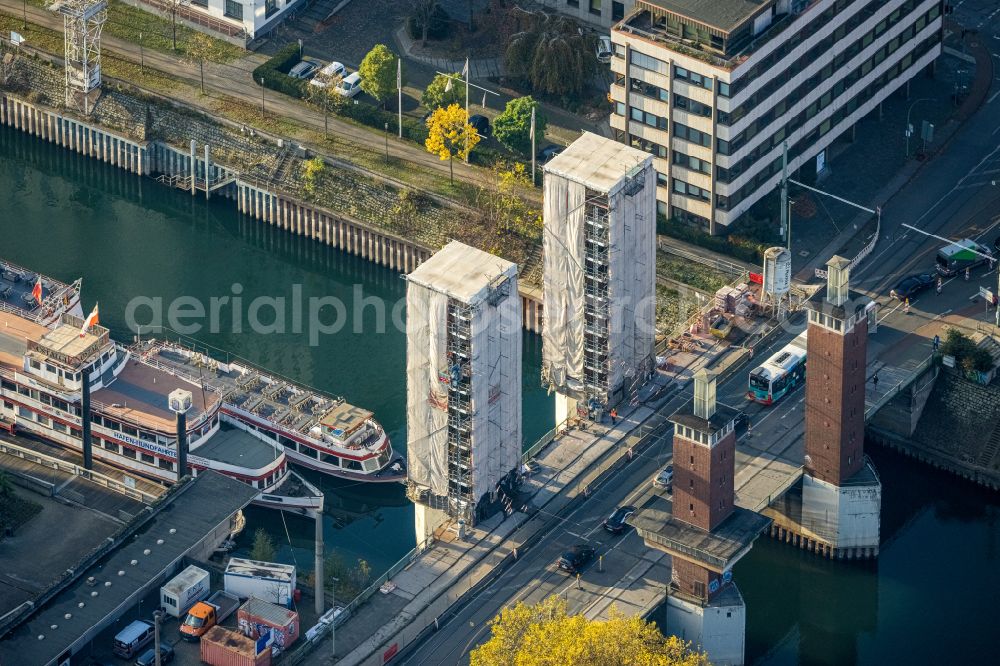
[359,44,400,107]
[421,71,466,111]
[0,471,13,498]
[470,595,709,666]
[505,12,596,102]
[425,103,481,183]
[185,32,219,95]
[476,161,541,239]
[249,528,276,562]
[301,157,326,199]
[493,96,545,155]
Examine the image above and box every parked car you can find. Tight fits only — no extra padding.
[288,59,321,80]
[994,235,1000,254]
[337,72,363,98]
[558,545,596,573]
[135,644,174,666]
[603,505,636,534]
[889,273,935,300]
[309,61,346,88]
[537,144,564,163]
[653,464,674,490]
[469,114,490,138]
[596,36,613,63]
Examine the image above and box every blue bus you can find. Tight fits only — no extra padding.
[747,331,808,405]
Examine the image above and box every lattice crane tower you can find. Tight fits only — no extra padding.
[52,0,107,113]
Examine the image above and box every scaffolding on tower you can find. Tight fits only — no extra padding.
[52,0,107,114]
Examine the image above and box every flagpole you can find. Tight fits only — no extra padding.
[397,58,403,139]
[531,106,536,184]
[464,56,470,164]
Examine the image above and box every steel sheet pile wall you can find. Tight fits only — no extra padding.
[542,170,586,394]
[406,281,450,497]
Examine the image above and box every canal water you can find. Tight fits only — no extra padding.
[1,126,996,663]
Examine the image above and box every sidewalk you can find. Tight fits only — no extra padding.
[796,19,995,282]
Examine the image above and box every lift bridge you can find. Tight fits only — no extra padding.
[50,0,107,114]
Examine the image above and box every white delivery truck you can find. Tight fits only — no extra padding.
[160,565,211,618]
[224,557,297,608]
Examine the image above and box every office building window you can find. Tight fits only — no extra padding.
[612,1,624,21]
[589,0,601,15]
[224,0,243,19]
[631,51,668,75]
[674,65,712,90]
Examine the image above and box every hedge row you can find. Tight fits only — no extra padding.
[656,214,763,264]
[338,103,430,144]
[253,43,306,99]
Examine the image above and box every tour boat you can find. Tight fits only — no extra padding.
[132,339,406,483]
[0,279,322,511]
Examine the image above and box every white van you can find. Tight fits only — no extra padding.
[112,620,154,659]
[337,72,362,98]
[310,61,346,88]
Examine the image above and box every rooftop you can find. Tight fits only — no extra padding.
[628,491,771,571]
[0,310,47,370]
[226,557,296,582]
[406,240,517,304]
[670,402,741,435]
[638,0,772,34]
[0,472,257,666]
[319,401,374,436]
[803,287,872,320]
[93,357,218,430]
[35,324,102,361]
[192,425,281,471]
[544,132,653,194]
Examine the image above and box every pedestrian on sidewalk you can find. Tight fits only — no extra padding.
[933,334,940,352]
[872,372,880,393]
[610,408,618,425]
[937,277,943,295]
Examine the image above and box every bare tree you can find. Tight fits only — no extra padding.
[163,0,191,51]
[408,0,439,46]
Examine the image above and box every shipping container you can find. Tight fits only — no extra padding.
[224,558,296,608]
[201,626,271,666]
[237,597,300,650]
[160,565,210,617]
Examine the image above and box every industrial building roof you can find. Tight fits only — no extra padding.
[638,0,773,34]
[628,491,771,571]
[226,558,296,582]
[0,472,257,666]
[407,241,517,304]
[543,132,652,194]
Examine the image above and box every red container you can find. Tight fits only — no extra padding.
[200,626,271,666]
[237,597,301,650]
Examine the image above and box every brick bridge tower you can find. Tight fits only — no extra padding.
[630,370,770,666]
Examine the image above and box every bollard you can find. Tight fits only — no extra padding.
[513,547,518,560]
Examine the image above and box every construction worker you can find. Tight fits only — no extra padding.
[610,408,618,425]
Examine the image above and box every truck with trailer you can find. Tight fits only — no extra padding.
[160,565,211,618]
[180,590,240,641]
[224,558,297,608]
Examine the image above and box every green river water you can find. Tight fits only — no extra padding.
[1,125,996,664]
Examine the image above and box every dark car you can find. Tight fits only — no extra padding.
[889,273,935,300]
[469,114,490,138]
[994,235,1000,254]
[135,645,174,666]
[557,544,596,573]
[537,144,564,163]
[603,505,636,534]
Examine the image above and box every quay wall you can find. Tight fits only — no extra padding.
[0,93,545,333]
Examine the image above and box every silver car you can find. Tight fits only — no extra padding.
[653,464,674,490]
[289,60,320,80]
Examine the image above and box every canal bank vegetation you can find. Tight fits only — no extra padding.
[470,595,709,666]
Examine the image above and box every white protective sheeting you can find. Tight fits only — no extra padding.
[406,281,450,496]
[607,160,657,394]
[470,271,522,503]
[542,171,586,395]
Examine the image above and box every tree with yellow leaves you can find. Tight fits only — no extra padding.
[424,103,480,184]
[470,595,709,666]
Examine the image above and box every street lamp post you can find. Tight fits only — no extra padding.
[905,98,934,158]
[153,610,162,666]
[260,78,265,118]
[139,33,144,73]
[384,122,389,163]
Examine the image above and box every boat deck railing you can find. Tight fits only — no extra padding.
[130,339,375,446]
